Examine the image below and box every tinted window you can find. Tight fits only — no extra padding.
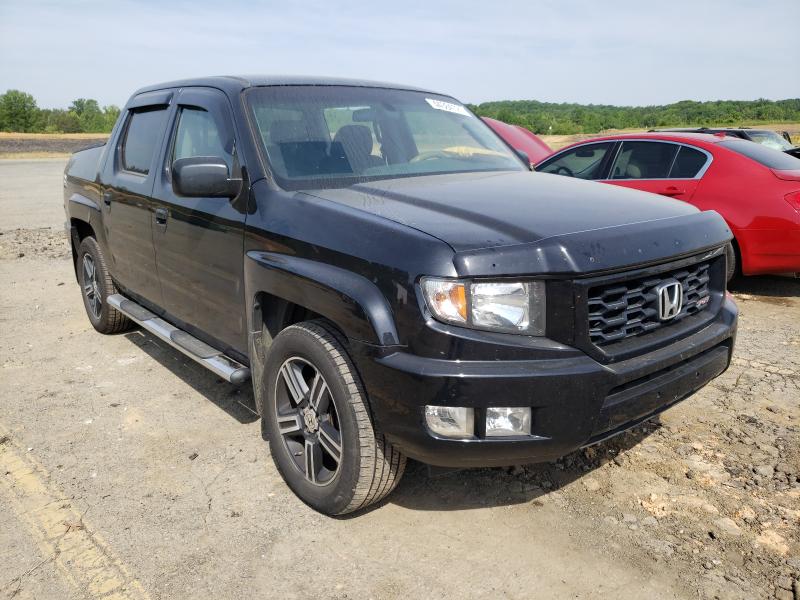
[610,141,677,179]
[537,142,613,179]
[669,146,708,178]
[173,107,231,169]
[121,108,167,175]
[720,140,800,170]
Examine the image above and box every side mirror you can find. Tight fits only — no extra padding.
[173,156,242,198]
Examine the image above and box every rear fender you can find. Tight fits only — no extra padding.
[66,189,103,280]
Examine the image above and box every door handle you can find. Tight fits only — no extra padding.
[154,208,168,225]
[659,186,685,197]
[103,191,113,206]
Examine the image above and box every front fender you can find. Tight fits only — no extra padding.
[244,251,401,414]
[245,251,399,346]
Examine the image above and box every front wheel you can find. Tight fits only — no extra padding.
[262,320,406,515]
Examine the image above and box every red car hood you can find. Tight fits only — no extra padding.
[482,117,552,164]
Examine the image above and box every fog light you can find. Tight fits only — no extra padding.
[425,406,474,439]
[486,407,531,437]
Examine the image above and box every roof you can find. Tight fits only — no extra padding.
[133,75,439,98]
[574,131,732,145]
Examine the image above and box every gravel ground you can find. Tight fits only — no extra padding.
[1,159,798,600]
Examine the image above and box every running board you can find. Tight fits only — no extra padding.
[107,294,250,385]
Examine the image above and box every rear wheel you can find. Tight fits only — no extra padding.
[76,236,133,334]
[262,320,406,515]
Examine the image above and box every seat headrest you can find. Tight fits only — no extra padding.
[333,125,373,157]
[626,163,642,178]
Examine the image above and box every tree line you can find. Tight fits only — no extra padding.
[470,98,800,135]
[0,90,120,134]
[2,88,799,136]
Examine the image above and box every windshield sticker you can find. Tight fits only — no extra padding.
[425,98,471,117]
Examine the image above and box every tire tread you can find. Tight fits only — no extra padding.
[281,320,406,514]
[78,237,134,334]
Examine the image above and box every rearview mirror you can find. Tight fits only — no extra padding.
[173,156,242,198]
[575,149,596,158]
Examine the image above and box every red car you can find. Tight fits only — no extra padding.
[481,117,552,165]
[531,132,800,278]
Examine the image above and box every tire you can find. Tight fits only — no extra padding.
[262,320,406,515]
[724,241,737,283]
[76,236,134,334]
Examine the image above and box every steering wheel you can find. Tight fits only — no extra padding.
[555,165,575,177]
[410,150,453,163]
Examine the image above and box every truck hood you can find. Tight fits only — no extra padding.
[304,171,732,276]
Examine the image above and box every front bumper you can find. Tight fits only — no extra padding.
[353,297,737,468]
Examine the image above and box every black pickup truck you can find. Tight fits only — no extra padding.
[64,76,737,515]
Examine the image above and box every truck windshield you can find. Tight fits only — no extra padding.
[246,86,524,190]
[744,130,794,152]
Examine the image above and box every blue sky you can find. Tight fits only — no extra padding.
[1,0,798,109]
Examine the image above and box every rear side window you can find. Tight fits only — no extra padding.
[669,146,708,178]
[537,142,614,179]
[719,140,800,170]
[610,141,677,179]
[121,108,168,175]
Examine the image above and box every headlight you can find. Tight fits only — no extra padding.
[421,278,545,335]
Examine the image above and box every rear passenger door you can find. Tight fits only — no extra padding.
[149,87,248,356]
[103,91,173,307]
[603,141,710,201]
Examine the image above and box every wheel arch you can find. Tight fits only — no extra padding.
[244,251,400,415]
[69,217,96,280]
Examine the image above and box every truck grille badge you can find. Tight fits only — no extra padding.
[656,280,683,321]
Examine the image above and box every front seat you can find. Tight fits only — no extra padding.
[269,120,329,177]
[333,125,383,173]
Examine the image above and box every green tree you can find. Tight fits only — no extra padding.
[69,98,106,132]
[0,90,39,132]
[102,105,121,131]
[50,110,82,133]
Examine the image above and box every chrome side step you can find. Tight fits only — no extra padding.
[107,294,250,385]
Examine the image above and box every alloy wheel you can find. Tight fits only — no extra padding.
[274,357,343,486]
[82,254,102,319]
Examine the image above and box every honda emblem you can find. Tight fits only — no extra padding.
[656,280,683,321]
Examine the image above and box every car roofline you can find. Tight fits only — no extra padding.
[131,75,442,99]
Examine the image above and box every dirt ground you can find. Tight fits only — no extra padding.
[0,134,108,159]
[1,159,798,600]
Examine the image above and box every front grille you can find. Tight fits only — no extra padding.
[588,261,711,346]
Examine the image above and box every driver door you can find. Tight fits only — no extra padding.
[536,142,617,180]
[149,87,249,356]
